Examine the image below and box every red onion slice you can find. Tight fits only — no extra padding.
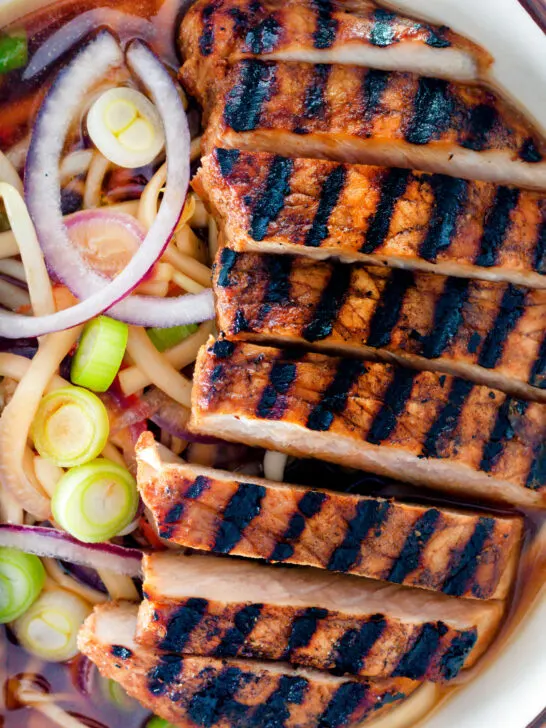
[0,524,143,577]
[19,32,213,338]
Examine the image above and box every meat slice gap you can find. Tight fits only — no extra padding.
[180,0,490,107]
[187,338,546,509]
[213,249,546,402]
[136,433,523,597]
[79,601,421,728]
[137,551,505,682]
[199,61,546,190]
[195,150,546,289]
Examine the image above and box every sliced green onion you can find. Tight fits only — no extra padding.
[0,31,28,75]
[0,548,45,624]
[31,386,110,468]
[13,587,91,662]
[146,718,176,728]
[71,316,128,392]
[52,458,138,543]
[147,324,198,352]
[101,677,139,711]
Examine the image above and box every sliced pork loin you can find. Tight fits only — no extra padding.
[188,338,546,509]
[213,249,546,401]
[199,62,546,190]
[180,0,489,109]
[137,552,504,682]
[195,150,546,288]
[136,434,523,598]
[79,602,419,728]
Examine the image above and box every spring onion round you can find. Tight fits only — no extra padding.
[0,548,45,623]
[87,87,165,168]
[52,459,138,543]
[31,387,110,468]
[146,718,176,728]
[71,316,128,392]
[147,323,198,352]
[13,587,91,662]
[101,677,138,711]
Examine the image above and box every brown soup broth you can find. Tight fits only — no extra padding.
[0,1,544,727]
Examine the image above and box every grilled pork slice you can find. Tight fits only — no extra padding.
[189,339,546,509]
[214,249,546,401]
[195,150,546,288]
[137,552,504,681]
[200,61,546,190]
[136,434,523,598]
[180,0,489,108]
[79,602,419,728]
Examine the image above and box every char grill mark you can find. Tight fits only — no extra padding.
[421,277,470,358]
[360,168,410,254]
[250,155,294,241]
[200,150,546,284]
[223,59,277,132]
[535,219,546,273]
[270,490,327,562]
[422,379,475,459]
[365,269,415,349]
[365,368,417,445]
[332,617,387,676]
[216,148,241,178]
[301,64,331,122]
[304,166,347,248]
[475,187,520,267]
[360,69,391,127]
[137,436,523,597]
[307,359,366,432]
[302,265,352,342]
[405,77,453,146]
[189,340,546,507]
[519,137,543,163]
[387,510,442,584]
[392,623,448,680]
[442,518,496,598]
[311,0,338,49]
[418,175,469,262]
[479,398,529,473]
[256,360,297,420]
[213,481,267,553]
[327,499,391,573]
[81,604,418,728]
[159,598,209,653]
[160,475,210,540]
[369,9,397,47]
[477,285,526,369]
[244,15,283,54]
[213,250,546,399]
[285,607,329,656]
[530,336,546,389]
[460,104,498,151]
[215,604,264,657]
[199,0,222,55]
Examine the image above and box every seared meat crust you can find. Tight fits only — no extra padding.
[189,339,546,508]
[137,434,523,598]
[180,0,489,106]
[137,552,505,681]
[214,249,546,400]
[194,150,546,288]
[79,602,419,728]
[199,62,546,189]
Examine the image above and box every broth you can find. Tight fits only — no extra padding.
[0,1,544,727]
